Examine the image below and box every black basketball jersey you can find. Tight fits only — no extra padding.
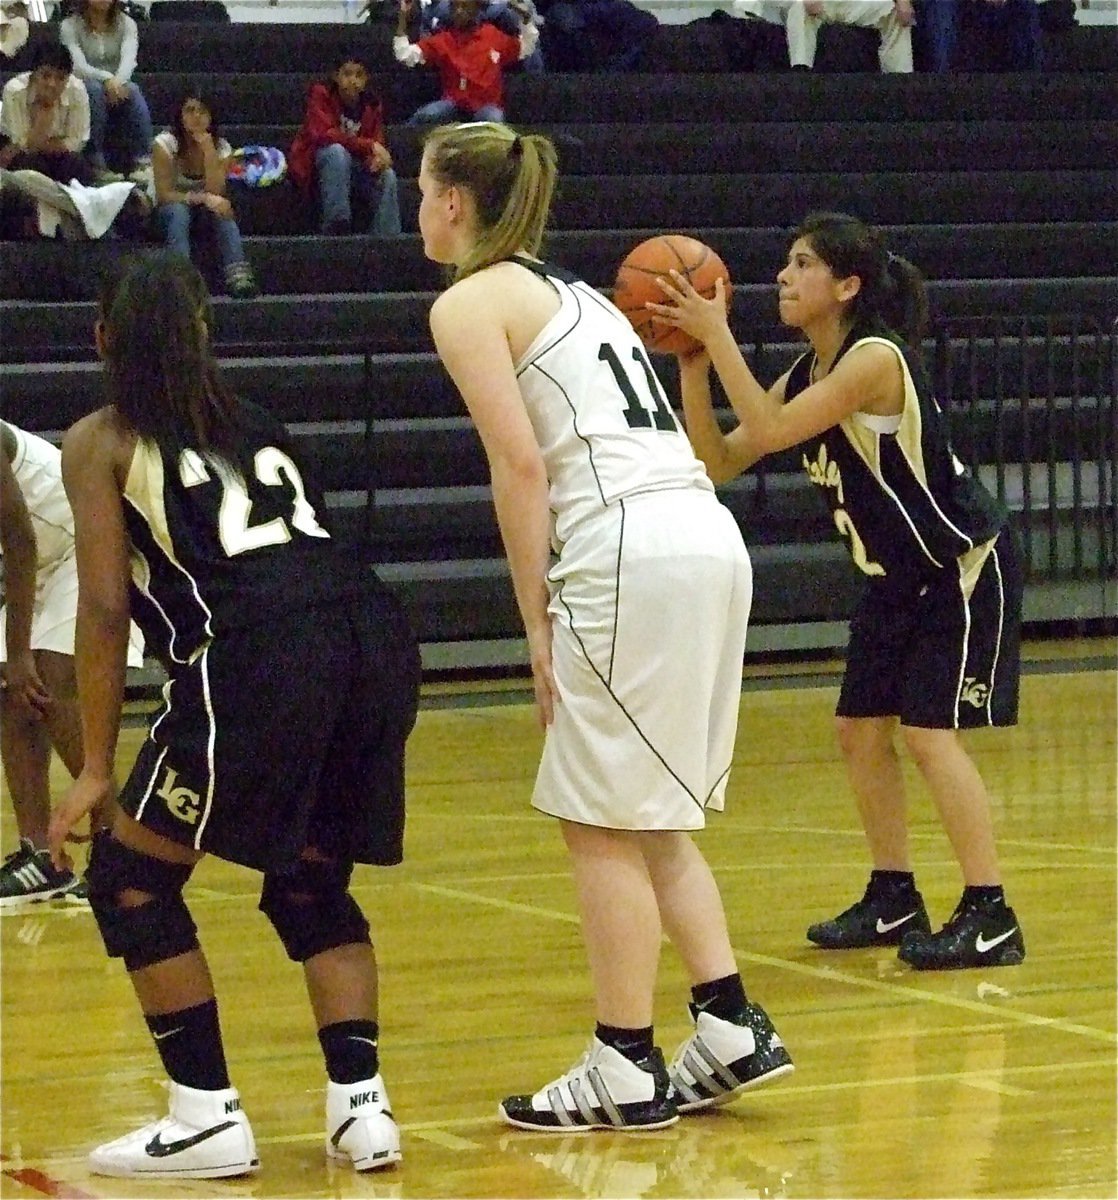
[121,403,364,667]
[786,323,1006,590]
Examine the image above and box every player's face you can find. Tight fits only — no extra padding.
[334,61,368,106]
[417,153,457,264]
[776,237,853,330]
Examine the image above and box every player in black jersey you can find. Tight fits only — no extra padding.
[46,252,420,1178]
[652,211,1025,972]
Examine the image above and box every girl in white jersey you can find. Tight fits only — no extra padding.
[420,121,793,1131]
[650,210,1025,972]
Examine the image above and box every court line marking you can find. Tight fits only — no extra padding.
[413,883,1117,1047]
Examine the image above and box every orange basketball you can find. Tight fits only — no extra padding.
[612,234,731,358]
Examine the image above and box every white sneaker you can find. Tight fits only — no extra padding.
[499,1039,679,1132]
[668,1003,794,1113]
[326,1075,401,1171]
[89,1082,258,1178]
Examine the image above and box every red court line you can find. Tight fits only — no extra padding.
[0,1155,97,1199]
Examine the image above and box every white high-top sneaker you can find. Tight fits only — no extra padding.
[326,1075,402,1171]
[89,1082,258,1178]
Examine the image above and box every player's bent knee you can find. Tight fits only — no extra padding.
[258,856,371,963]
[86,833,198,971]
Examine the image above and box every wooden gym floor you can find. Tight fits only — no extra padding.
[1,640,1114,1199]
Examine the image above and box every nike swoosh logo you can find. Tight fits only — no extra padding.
[975,927,1018,954]
[145,1122,236,1157]
[876,912,919,934]
[152,1027,184,1041]
[348,1037,378,1047]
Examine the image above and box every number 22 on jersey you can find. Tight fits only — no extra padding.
[180,446,330,558]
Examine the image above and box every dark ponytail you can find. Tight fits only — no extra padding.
[794,211,929,347]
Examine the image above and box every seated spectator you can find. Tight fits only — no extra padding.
[917,0,1041,70]
[0,42,93,185]
[422,0,545,71]
[288,54,401,237]
[0,1,30,58]
[393,0,539,125]
[60,0,153,181]
[738,0,913,71]
[151,89,258,298]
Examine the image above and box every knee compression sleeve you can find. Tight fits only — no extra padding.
[86,833,198,972]
[258,857,371,963]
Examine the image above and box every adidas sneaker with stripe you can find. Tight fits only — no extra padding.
[500,1039,679,1132]
[668,1001,794,1113]
[0,839,79,906]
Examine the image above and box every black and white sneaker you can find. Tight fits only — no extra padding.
[898,895,1025,970]
[668,1002,793,1113]
[500,1039,678,1132]
[806,880,931,949]
[0,839,79,907]
[89,1082,258,1178]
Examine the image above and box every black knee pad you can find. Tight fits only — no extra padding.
[258,856,371,963]
[87,832,199,972]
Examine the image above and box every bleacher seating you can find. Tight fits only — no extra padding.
[1,17,1115,673]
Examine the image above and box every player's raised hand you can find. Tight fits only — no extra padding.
[646,269,731,349]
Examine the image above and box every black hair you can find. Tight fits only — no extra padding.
[170,85,222,147]
[793,211,929,348]
[29,40,74,75]
[98,252,254,476]
[76,0,123,24]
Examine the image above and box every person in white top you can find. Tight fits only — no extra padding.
[0,1,30,58]
[734,0,914,71]
[0,421,142,905]
[422,120,793,1132]
[0,41,93,183]
[60,0,154,178]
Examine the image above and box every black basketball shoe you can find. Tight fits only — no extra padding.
[806,879,931,949]
[898,895,1025,970]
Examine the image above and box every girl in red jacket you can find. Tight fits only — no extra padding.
[288,55,401,237]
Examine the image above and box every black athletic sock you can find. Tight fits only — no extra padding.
[145,998,231,1091]
[691,972,748,1022]
[595,1022,654,1064]
[962,884,1006,909]
[869,870,918,899]
[318,1019,380,1084]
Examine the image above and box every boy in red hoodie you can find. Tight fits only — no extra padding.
[393,0,538,124]
[288,55,401,236]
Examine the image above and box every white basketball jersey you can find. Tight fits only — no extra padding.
[513,261,714,549]
[4,423,74,569]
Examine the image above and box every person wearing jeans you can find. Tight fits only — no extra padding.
[288,55,401,236]
[60,0,153,177]
[151,91,258,298]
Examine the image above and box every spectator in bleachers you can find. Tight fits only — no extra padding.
[151,89,258,297]
[0,41,93,183]
[59,0,153,182]
[288,54,401,237]
[422,0,545,72]
[0,1,30,58]
[735,0,914,71]
[917,0,1042,70]
[394,0,539,125]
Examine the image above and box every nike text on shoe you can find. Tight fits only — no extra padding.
[806,883,931,949]
[89,1082,258,1179]
[499,1039,678,1132]
[0,839,80,907]
[898,898,1025,970]
[326,1075,401,1171]
[668,1002,793,1113]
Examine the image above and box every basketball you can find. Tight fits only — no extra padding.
[612,235,731,358]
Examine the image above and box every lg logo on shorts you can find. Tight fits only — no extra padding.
[961,678,990,708]
[156,766,202,825]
